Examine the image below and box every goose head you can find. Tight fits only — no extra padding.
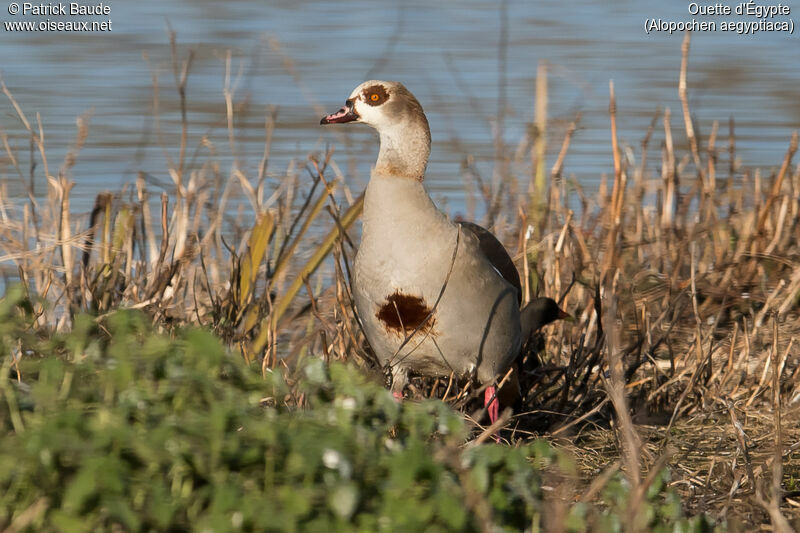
[320,80,423,128]
[321,80,431,180]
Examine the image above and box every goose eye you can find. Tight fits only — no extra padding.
[364,85,389,106]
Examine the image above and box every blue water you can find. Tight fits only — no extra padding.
[0,0,798,213]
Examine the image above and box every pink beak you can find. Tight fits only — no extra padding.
[320,100,359,125]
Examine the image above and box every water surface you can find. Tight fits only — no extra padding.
[0,0,797,214]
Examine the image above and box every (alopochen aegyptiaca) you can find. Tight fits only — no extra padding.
[321,80,566,425]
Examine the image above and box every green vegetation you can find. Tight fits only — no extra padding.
[0,289,715,532]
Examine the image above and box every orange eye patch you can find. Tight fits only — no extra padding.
[370,93,379,101]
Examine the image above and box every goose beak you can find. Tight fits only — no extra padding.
[320,100,359,125]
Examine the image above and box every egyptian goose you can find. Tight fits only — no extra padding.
[321,81,566,424]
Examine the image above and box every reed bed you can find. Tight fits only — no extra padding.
[1,33,799,528]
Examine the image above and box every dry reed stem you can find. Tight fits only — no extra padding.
[757,131,798,233]
[250,194,364,355]
[751,315,794,532]
[678,32,705,191]
[530,60,548,228]
[601,80,622,283]
[662,108,676,228]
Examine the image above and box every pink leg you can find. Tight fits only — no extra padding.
[484,386,499,425]
[391,368,407,403]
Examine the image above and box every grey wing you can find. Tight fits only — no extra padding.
[458,221,522,306]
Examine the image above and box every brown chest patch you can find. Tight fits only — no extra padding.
[376,291,435,336]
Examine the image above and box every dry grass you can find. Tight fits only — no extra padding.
[1,32,799,528]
